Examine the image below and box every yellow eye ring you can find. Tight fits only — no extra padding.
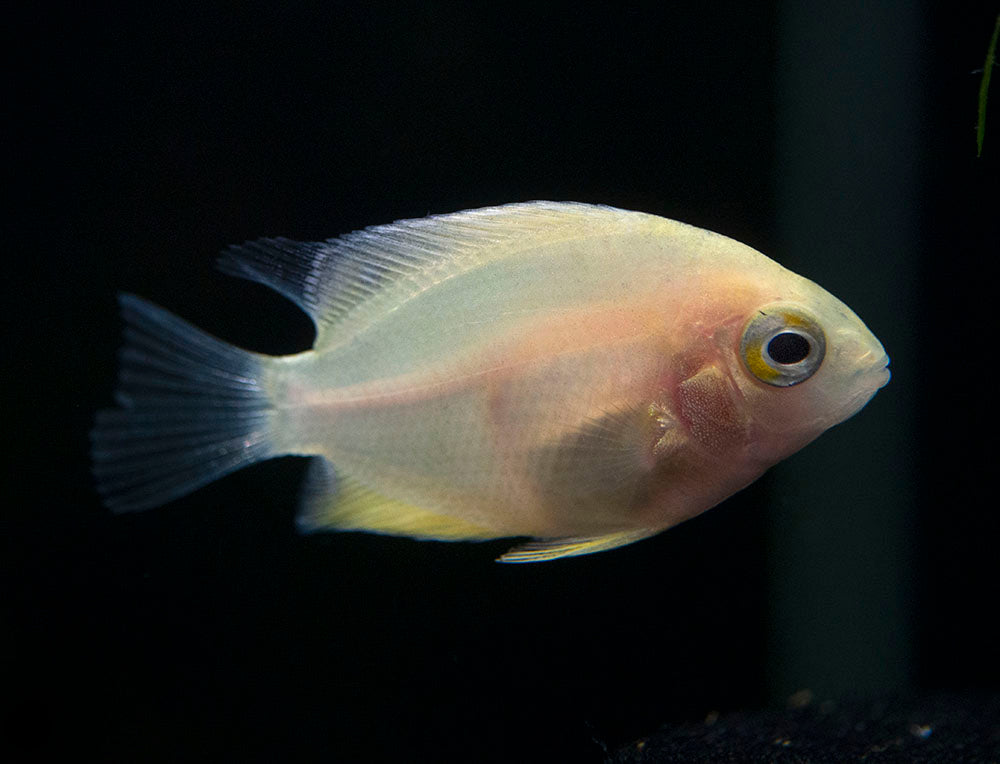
[740,305,826,387]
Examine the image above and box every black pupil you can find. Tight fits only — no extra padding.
[767,332,811,364]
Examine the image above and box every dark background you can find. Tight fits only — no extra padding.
[6,2,998,761]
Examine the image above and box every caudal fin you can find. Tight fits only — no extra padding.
[91,294,276,512]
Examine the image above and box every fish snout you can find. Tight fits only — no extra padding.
[834,328,891,389]
[854,345,891,393]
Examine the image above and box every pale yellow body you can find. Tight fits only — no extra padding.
[260,204,889,558]
[94,202,890,561]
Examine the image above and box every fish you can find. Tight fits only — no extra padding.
[91,201,890,562]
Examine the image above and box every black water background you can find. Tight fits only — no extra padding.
[5,2,997,761]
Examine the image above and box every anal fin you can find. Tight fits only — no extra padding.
[296,458,498,541]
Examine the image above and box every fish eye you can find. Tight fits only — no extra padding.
[740,305,826,387]
[766,332,811,364]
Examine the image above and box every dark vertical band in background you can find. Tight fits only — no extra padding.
[769,1,920,699]
[916,4,999,694]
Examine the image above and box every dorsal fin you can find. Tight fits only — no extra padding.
[217,201,636,349]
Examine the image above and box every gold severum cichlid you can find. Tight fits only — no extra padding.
[91,202,890,562]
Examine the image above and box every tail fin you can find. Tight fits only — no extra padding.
[91,294,276,512]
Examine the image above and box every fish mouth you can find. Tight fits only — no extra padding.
[833,350,890,422]
[853,345,891,389]
[868,353,891,389]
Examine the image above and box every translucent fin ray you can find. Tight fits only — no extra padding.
[90,294,276,512]
[217,201,634,349]
[497,530,657,563]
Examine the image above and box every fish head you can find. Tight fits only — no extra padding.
[714,270,890,464]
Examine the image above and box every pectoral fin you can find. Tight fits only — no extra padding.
[496,529,657,563]
[532,402,682,522]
